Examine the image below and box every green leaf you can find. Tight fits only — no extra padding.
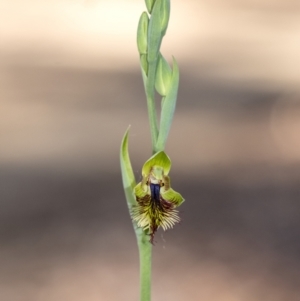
[120,127,137,209]
[142,151,171,176]
[137,12,149,55]
[156,57,179,151]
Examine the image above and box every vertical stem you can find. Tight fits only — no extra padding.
[146,92,158,150]
[146,60,159,153]
[136,2,170,300]
[136,59,159,301]
[138,236,152,301]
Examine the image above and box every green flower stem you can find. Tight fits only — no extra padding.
[146,60,159,152]
[138,234,152,301]
[146,91,159,152]
[121,0,180,300]
[139,57,157,297]
[140,59,158,301]
[137,1,172,299]
[121,129,153,301]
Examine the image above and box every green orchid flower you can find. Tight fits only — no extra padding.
[131,151,184,243]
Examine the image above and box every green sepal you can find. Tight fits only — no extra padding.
[137,12,149,55]
[142,151,171,176]
[145,0,155,14]
[120,127,137,209]
[155,53,172,96]
[156,57,179,151]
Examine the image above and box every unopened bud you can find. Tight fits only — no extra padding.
[160,0,170,36]
[155,54,172,96]
[145,0,155,14]
[137,12,149,55]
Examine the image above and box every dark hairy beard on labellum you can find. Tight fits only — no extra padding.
[132,182,181,244]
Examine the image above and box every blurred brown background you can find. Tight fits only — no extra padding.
[1,0,300,300]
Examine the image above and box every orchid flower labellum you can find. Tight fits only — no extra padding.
[131,151,184,243]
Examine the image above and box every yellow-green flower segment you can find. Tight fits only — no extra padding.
[132,151,184,243]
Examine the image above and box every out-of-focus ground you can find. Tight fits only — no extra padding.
[1,1,300,300]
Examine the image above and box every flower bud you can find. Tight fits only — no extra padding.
[147,0,170,62]
[137,12,149,55]
[156,57,180,151]
[145,0,155,14]
[155,53,172,96]
[160,0,170,36]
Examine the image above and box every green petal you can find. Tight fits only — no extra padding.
[134,178,149,199]
[161,175,184,206]
[142,151,171,176]
[161,188,184,207]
